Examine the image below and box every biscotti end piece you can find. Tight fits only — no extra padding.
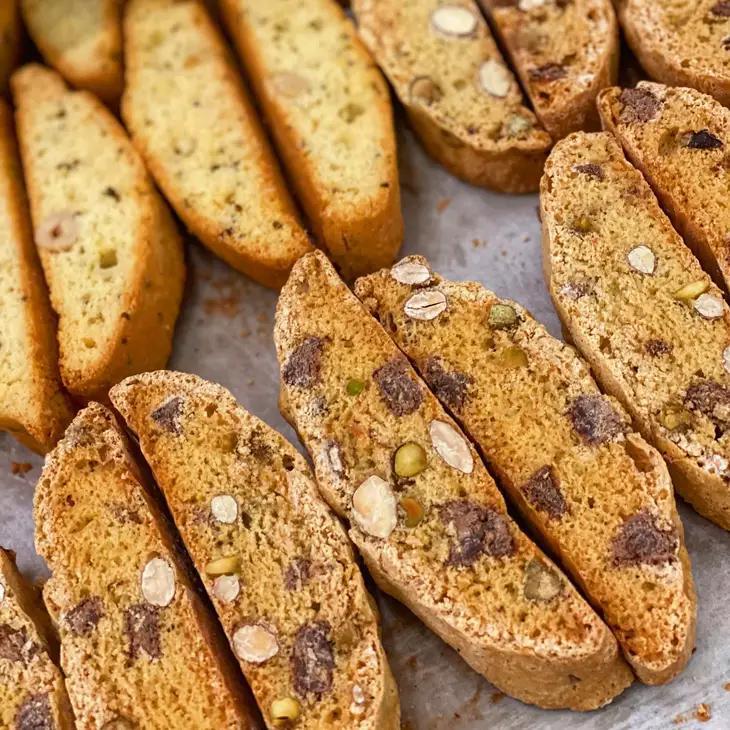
[34,403,259,728]
[480,0,619,139]
[353,0,552,193]
[123,0,314,290]
[110,370,400,729]
[355,255,697,684]
[220,0,403,281]
[0,548,75,730]
[11,64,185,400]
[541,131,730,532]
[0,1,21,92]
[20,0,123,104]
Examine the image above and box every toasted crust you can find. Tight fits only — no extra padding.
[122,0,313,289]
[0,0,21,92]
[353,0,552,193]
[21,0,123,105]
[11,64,185,401]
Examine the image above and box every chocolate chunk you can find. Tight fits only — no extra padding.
[65,596,104,637]
[567,394,624,445]
[574,163,604,181]
[711,1,730,17]
[645,339,673,357]
[612,511,677,567]
[684,379,730,428]
[124,603,161,662]
[685,129,724,150]
[15,693,53,730]
[282,337,324,389]
[373,358,423,416]
[529,63,567,82]
[439,500,514,567]
[619,87,661,124]
[246,427,272,462]
[284,558,312,591]
[422,358,472,412]
[521,466,567,519]
[0,624,29,663]
[291,621,335,696]
[151,396,183,434]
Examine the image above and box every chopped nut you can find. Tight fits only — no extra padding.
[326,441,345,475]
[352,476,397,539]
[479,60,511,98]
[212,574,240,603]
[694,292,724,319]
[409,77,443,106]
[500,345,528,369]
[233,624,279,663]
[524,559,562,601]
[400,496,425,527]
[271,697,301,726]
[350,683,367,714]
[391,258,432,285]
[430,420,474,473]
[673,279,709,301]
[627,245,656,274]
[572,215,593,234]
[488,303,517,329]
[141,557,175,607]
[210,494,238,524]
[700,453,729,477]
[723,346,730,374]
[205,554,241,576]
[404,289,447,320]
[503,114,532,138]
[36,210,79,252]
[270,71,309,98]
[519,0,546,9]
[394,442,427,477]
[660,404,692,431]
[431,5,478,37]
[346,378,365,396]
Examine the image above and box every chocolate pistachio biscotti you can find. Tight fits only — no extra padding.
[355,256,696,685]
[110,370,400,730]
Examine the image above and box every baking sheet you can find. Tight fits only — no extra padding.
[1,124,728,730]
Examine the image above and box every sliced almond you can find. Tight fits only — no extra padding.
[233,623,279,663]
[694,293,724,319]
[404,290,447,321]
[212,574,240,603]
[352,476,397,539]
[211,494,238,524]
[141,557,175,607]
[431,5,478,37]
[479,60,511,98]
[627,245,656,275]
[429,420,474,473]
[723,346,730,374]
[391,259,431,286]
[36,210,79,252]
[270,71,309,98]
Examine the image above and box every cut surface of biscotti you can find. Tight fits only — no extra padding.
[0,100,73,453]
[220,0,403,281]
[21,0,123,104]
[479,0,618,139]
[599,82,730,296]
[352,0,551,193]
[0,547,75,730]
[122,0,313,290]
[542,131,730,532]
[110,371,400,730]
[12,64,185,401]
[355,256,696,685]
[274,251,633,710]
[34,403,260,728]
[0,0,20,92]
[616,0,730,107]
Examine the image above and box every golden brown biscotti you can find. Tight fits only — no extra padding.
[122,0,313,290]
[35,403,261,728]
[0,100,73,453]
[274,251,634,710]
[21,0,123,105]
[0,548,75,730]
[110,371,400,730]
[541,131,730,531]
[12,64,185,402]
[220,0,403,281]
[479,0,619,139]
[352,0,552,193]
[0,0,21,92]
[599,82,730,295]
[616,1,730,107]
[355,256,696,685]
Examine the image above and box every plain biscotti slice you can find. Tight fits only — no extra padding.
[220,0,403,281]
[35,403,260,728]
[21,0,123,105]
[274,251,633,710]
[0,0,20,92]
[0,548,75,730]
[352,0,551,193]
[122,0,313,290]
[110,371,400,730]
[355,257,696,684]
[599,82,730,295]
[479,0,618,139]
[0,100,73,453]
[541,131,730,531]
[12,64,185,402]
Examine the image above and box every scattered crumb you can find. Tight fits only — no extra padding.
[695,704,711,722]
[406,655,417,671]
[471,238,484,249]
[673,713,685,725]
[522,233,530,243]
[436,197,452,213]
[11,462,32,476]
[724,682,730,691]
[203,294,240,318]
[490,691,505,704]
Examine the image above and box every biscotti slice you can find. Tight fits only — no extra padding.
[479,0,618,139]
[0,101,73,453]
[110,371,400,730]
[616,1,730,107]
[21,0,123,105]
[35,403,260,728]
[122,0,313,290]
[541,131,730,531]
[355,256,696,684]
[11,64,185,401]
[274,251,633,710]
[599,82,730,295]
[0,548,75,730]
[0,0,21,92]
[352,0,552,193]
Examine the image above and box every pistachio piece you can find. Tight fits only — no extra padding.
[479,59,511,98]
[205,554,241,576]
[694,293,724,319]
[271,697,301,727]
[212,574,240,603]
[660,404,692,431]
[524,559,562,601]
[141,558,175,607]
[394,442,427,477]
[431,5,477,37]
[400,497,425,527]
[627,245,656,274]
[210,494,238,524]
[429,420,474,473]
[233,623,279,663]
[352,476,397,539]
[346,378,365,396]
[572,216,593,234]
[500,345,528,369]
[674,279,709,301]
[404,290,447,321]
[504,114,532,138]
[488,303,517,329]
[391,258,431,285]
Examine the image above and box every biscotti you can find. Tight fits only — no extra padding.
[0,547,75,730]
[616,1,730,107]
[0,100,73,453]
[352,0,551,193]
[110,371,400,729]
[355,256,696,684]
[220,0,403,281]
[35,403,260,728]
[21,0,123,105]
[541,131,730,531]
[274,251,633,710]
[122,0,313,289]
[11,64,185,402]
[599,82,730,295]
[0,0,20,92]
[479,0,619,139]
